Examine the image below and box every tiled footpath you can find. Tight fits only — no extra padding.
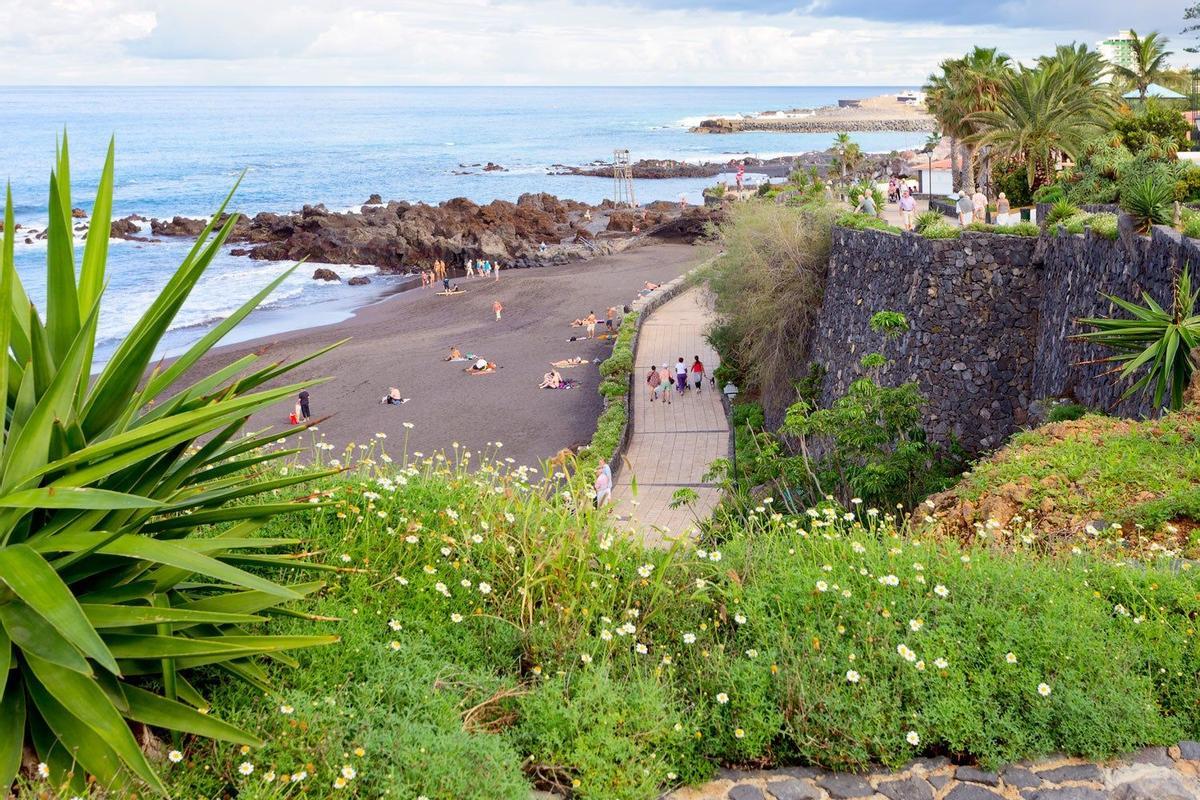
[611,287,726,547]
[664,743,1200,800]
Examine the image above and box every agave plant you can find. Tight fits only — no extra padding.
[1120,175,1173,233]
[0,137,341,795]
[1076,266,1200,411]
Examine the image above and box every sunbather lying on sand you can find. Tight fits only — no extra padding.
[569,319,587,327]
[540,370,563,389]
[379,387,410,405]
[551,357,587,368]
[465,358,497,374]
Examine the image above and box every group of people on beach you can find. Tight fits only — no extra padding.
[646,356,707,404]
[464,258,501,280]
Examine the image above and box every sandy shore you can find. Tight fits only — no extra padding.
[189,242,706,469]
[692,92,934,134]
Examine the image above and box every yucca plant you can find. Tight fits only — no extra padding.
[0,137,341,796]
[1075,266,1200,412]
[1119,175,1173,233]
[1044,199,1079,227]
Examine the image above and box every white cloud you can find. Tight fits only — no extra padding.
[0,0,1171,85]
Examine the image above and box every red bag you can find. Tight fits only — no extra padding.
[289,412,298,425]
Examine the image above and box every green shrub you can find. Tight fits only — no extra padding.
[1119,176,1174,233]
[583,400,627,464]
[1046,402,1091,422]
[1113,99,1191,156]
[731,402,765,429]
[836,211,902,234]
[1088,213,1119,240]
[991,157,1035,207]
[921,222,961,239]
[914,210,944,233]
[1044,200,1080,227]
[1182,209,1200,239]
[1175,167,1200,203]
[965,221,997,233]
[0,139,335,795]
[1032,184,1065,204]
[1008,221,1041,237]
[599,378,628,399]
[599,348,633,378]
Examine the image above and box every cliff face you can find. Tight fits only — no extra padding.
[799,224,1193,453]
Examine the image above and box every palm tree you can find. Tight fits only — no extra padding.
[925,49,1013,194]
[968,66,1115,189]
[1038,42,1111,90]
[831,132,862,199]
[1113,30,1173,101]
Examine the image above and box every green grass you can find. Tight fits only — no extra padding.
[954,413,1200,537]
[1061,212,1119,241]
[148,441,1200,799]
[920,222,961,240]
[835,211,902,235]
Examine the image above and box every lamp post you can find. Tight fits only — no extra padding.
[1192,69,1200,149]
[723,382,739,492]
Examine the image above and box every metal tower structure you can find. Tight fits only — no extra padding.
[613,149,636,208]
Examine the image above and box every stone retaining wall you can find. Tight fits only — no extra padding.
[803,223,1192,452]
[666,742,1200,800]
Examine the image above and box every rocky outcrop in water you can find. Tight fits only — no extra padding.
[312,268,341,282]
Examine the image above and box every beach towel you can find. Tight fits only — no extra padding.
[465,366,497,375]
[551,359,587,368]
[436,289,466,296]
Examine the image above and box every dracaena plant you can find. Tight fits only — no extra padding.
[0,137,340,796]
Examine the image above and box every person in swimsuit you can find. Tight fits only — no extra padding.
[493,300,503,321]
[658,365,673,404]
[444,346,463,361]
[585,311,597,338]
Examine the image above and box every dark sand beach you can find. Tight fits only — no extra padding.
[191,241,706,468]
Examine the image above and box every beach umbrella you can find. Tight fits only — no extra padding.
[1122,83,1186,100]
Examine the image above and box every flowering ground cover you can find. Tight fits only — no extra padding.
[59,432,1198,800]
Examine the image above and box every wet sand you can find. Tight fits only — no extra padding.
[190,242,706,468]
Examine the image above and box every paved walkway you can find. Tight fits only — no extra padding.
[612,288,727,546]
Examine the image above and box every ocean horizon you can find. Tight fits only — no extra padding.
[2,85,925,357]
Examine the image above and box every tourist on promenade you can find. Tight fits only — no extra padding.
[899,190,916,231]
[996,192,1011,226]
[691,355,707,390]
[972,189,988,224]
[658,365,674,404]
[674,357,688,394]
[594,462,612,507]
[954,192,974,226]
[493,299,503,321]
[854,190,876,217]
[647,365,661,402]
[585,311,597,338]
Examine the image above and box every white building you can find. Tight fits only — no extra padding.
[1097,30,1137,77]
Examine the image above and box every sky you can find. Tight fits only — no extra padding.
[0,0,1191,85]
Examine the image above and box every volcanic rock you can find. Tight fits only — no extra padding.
[363,194,383,205]
[72,207,87,218]
[347,275,371,285]
[312,268,341,282]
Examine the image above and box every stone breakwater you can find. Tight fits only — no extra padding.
[692,117,935,134]
[797,224,1193,453]
[666,743,1200,800]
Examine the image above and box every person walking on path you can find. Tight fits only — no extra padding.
[899,190,916,231]
[297,390,311,422]
[585,311,597,339]
[690,355,707,391]
[658,365,674,404]
[674,357,688,394]
[954,192,974,227]
[647,365,662,402]
[996,192,1010,226]
[854,190,876,217]
[493,299,503,321]
[972,189,988,224]
[594,461,612,507]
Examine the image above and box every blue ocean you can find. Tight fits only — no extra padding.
[1,86,922,355]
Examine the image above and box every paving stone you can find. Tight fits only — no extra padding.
[815,774,874,798]
[1022,789,1107,800]
[1130,747,1175,768]
[946,785,1005,800]
[1179,741,1200,761]
[728,786,766,800]
[908,757,951,772]
[765,779,824,800]
[956,767,1000,786]
[1000,766,1042,789]
[1111,776,1198,800]
[1036,764,1103,784]
[776,767,825,781]
[876,775,934,800]
[929,775,951,790]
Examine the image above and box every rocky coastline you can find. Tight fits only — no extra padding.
[100,192,721,275]
[692,116,935,134]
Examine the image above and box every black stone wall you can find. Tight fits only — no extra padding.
[801,224,1191,453]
